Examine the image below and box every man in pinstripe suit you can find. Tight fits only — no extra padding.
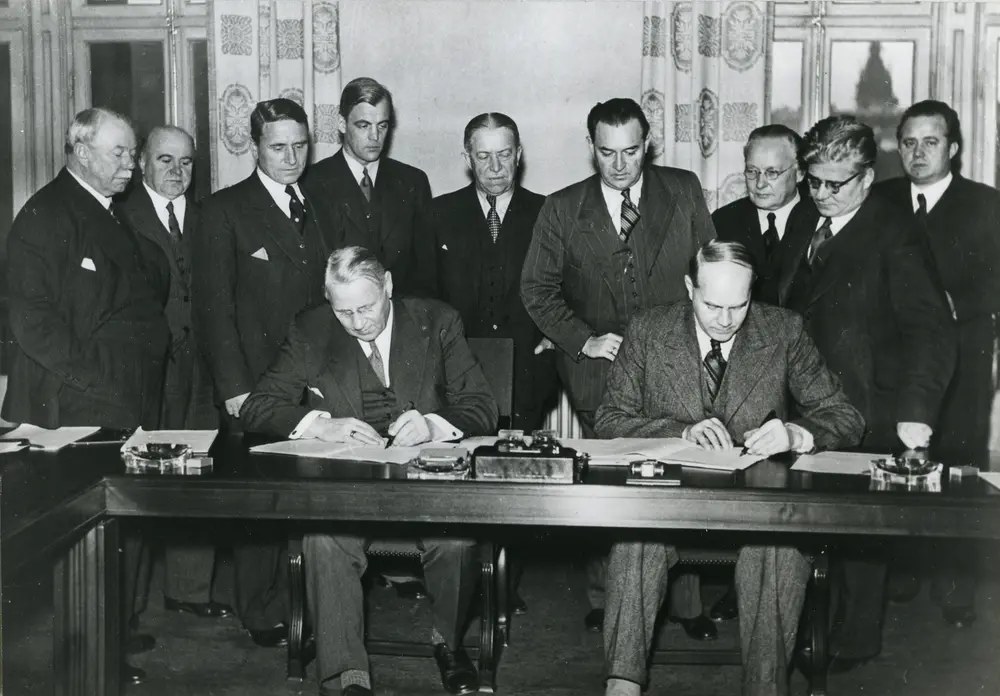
[520,97,717,634]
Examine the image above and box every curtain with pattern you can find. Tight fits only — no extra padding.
[640,0,769,211]
[209,0,343,190]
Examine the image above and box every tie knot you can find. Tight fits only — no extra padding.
[622,188,633,203]
[166,201,174,213]
[710,339,722,354]
[285,184,296,197]
[917,193,927,210]
[487,194,497,209]
[767,212,776,225]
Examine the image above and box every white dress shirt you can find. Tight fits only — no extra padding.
[755,192,799,241]
[911,172,953,214]
[256,167,305,219]
[289,304,461,442]
[343,150,381,188]
[476,188,514,223]
[600,175,644,236]
[67,168,112,210]
[821,206,861,237]
[143,182,186,233]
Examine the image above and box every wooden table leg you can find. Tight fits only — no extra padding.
[54,519,121,696]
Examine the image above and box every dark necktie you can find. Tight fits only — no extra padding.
[704,339,726,402]
[620,188,640,242]
[165,200,182,245]
[762,212,778,260]
[916,192,928,222]
[367,341,387,388]
[807,217,833,266]
[285,185,306,235]
[360,167,373,202]
[108,201,120,222]
[486,194,501,243]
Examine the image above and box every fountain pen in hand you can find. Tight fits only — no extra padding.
[740,410,778,456]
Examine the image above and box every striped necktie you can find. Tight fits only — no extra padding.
[704,339,726,402]
[620,188,640,242]
[486,194,501,243]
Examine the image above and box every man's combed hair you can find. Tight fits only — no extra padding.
[586,98,650,141]
[463,112,520,151]
[688,240,757,287]
[325,246,387,289]
[339,77,393,119]
[801,115,877,168]
[250,98,309,146]
[744,124,804,162]
[65,107,131,155]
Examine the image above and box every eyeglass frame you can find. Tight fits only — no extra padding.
[743,164,795,182]
[805,169,866,195]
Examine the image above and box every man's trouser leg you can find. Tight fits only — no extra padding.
[420,538,478,648]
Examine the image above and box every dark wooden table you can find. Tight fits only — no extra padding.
[4,435,1000,696]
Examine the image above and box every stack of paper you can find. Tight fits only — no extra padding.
[790,451,877,475]
[249,438,469,465]
[558,438,764,471]
[122,427,219,456]
[979,471,1000,493]
[0,424,101,452]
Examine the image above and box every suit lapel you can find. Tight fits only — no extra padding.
[126,186,174,261]
[246,172,306,265]
[387,301,429,408]
[575,177,619,286]
[321,321,365,419]
[633,169,679,275]
[64,172,141,273]
[499,187,533,295]
[459,185,486,299]
[777,198,819,304]
[801,199,882,308]
[657,306,706,425]
[328,151,371,238]
[714,307,779,427]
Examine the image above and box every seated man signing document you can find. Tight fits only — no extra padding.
[594,240,863,696]
[241,245,497,696]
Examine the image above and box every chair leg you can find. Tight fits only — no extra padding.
[809,550,830,696]
[478,543,498,693]
[287,549,306,682]
[497,545,510,647]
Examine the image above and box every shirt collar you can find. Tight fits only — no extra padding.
[911,171,953,214]
[599,174,644,232]
[755,192,799,241]
[357,302,394,385]
[693,312,736,360]
[256,167,303,203]
[143,181,185,214]
[476,187,514,221]
[67,167,113,210]
[823,206,861,236]
[343,148,380,186]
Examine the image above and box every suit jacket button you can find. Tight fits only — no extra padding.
[299,243,305,249]
[366,213,372,220]
[492,324,498,330]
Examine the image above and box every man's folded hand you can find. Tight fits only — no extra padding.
[305,416,382,445]
[388,409,432,447]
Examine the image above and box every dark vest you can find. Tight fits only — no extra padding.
[356,346,398,436]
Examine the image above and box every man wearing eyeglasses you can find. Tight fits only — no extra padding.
[779,115,956,673]
[712,125,812,305]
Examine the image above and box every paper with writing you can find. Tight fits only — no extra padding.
[0,424,101,451]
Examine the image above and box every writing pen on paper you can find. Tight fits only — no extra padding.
[740,410,777,456]
[384,433,396,448]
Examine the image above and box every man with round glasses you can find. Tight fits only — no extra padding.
[713,124,812,305]
[778,114,956,673]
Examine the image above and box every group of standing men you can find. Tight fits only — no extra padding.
[3,67,997,696]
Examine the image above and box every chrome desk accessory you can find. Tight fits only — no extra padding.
[869,448,942,492]
[406,447,471,480]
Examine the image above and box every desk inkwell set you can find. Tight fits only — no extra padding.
[123,443,213,476]
[469,430,588,484]
[869,447,942,492]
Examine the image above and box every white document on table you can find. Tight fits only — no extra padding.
[250,438,468,465]
[0,441,27,455]
[659,445,765,471]
[122,427,219,456]
[559,437,761,470]
[791,451,877,475]
[979,471,1000,493]
[0,424,101,451]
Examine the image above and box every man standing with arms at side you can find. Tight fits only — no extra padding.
[118,126,231,628]
[3,107,171,684]
[307,77,434,297]
[713,125,811,305]
[192,98,336,649]
[874,100,1000,627]
[779,115,955,672]
[521,98,716,637]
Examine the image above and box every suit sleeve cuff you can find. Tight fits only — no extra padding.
[425,414,463,442]
[786,423,815,453]
[290,410,330,439]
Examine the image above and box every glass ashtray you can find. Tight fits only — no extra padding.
[870,455,943,491]
[872,454,940,477]
[123,443,191,475]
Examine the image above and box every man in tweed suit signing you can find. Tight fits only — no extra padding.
[595,240,864,696]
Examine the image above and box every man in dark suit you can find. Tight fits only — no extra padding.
[3,107,171,684]
[241,246,497,696]
[306,77,433,297]
[117,126,230,628]
[874,100,1000,627]
[192,98,336,648]
[779,115,956,671]
[713,125,810,305]
[520,97,716,636]
[595,240,863,696]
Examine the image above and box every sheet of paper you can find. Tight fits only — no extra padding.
[122,427,219,456]
[979,471,1000,493]
[0,424,101,451]
[0,441,27,455]
[250,438,468,464]
[660,445,765,471]
[791,451,878,475]
[559,438,690,466]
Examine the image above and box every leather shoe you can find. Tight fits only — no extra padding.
[942,605,976,628]
[164,596,233,619]
[512,591,528,616]
[584,608,604,633]
[125,633,155,655]
[342,686,373,696]
[123,662,146,685]
[708,586,738,621]
[394,580,428,600]
[828,656,872,674]
[246,622,288,648]
[671,614,718,641]
[433,642,479,695]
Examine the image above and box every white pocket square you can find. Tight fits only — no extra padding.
[441,244,448,251]
[308,386,324,398]
[81,257,96,272]
[251,247,269,261]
